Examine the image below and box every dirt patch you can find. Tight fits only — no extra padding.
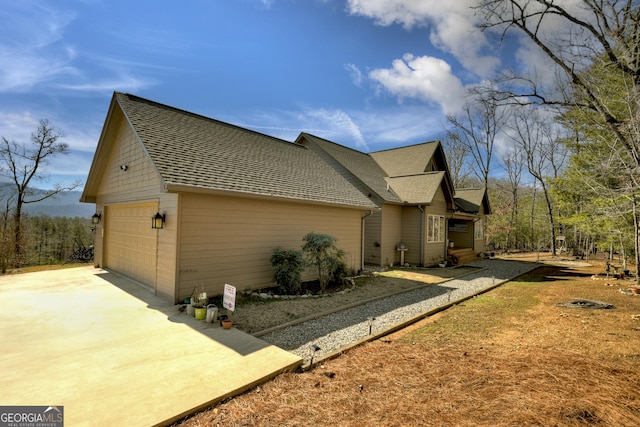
[178,255,640,426]
[232,266,479,334]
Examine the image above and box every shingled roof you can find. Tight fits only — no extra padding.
[370,142,439,176]
[454,188,491,214]
[298,134,454,206]
[385,172,447,204]
[83,93,378,210]
[296,133,402,203]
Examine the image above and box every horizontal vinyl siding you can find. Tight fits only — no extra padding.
[156,193,179,302]
[97,120,160,196]
[424,191,447,266]
[401,206,422,265]
[364,211,381,265]
[380,204,402,266]
[177,193,363,300]
[93,119,162,272]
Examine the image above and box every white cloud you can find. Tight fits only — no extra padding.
[369,54,466,115]
[227,103,444,153]
[346,0,498,77]
[344,63,364,87]
[305,108,369,150]
[0,2,77,91]
[0,112,40,140]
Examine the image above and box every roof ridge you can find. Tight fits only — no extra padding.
[387,171,444,178]
[300,132,369,156]
[116,92,305,149]
[370,139,440,154]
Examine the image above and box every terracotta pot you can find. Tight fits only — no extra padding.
[222,319,233,329]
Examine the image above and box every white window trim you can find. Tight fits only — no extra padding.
[427,214,445,243]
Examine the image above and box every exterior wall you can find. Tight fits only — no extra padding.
[176,193,364,301]
[379,204,402,267]
[363,210,382,265]
[91,119,181,301]
[400,206,422,265]
[156,192,179,301]
[474,206,487,254]
[93,119,162,269]
[423,187,448,266]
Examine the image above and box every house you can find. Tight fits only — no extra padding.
[81,92,378,303]
[296,134,490,267]
[81,92,490,304]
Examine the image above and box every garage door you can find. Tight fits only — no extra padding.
[104,203,158,288]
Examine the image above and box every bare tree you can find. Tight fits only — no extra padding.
[501,148,526,251]
[442,136,474,189]
[0,119,80,266]
[509,107,569,255]
[477,0,640,169]
[446,88,510,189]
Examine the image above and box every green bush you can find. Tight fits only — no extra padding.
[302,232,348,292]
[270,247,304,294]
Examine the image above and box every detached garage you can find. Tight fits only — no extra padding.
[81,92,378,303]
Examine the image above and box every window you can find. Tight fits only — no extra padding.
[474,219,484,240]
[427,215,445,243]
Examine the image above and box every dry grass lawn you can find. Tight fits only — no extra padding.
[178,255,640,426]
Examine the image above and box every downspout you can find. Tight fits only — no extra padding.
[361,210,373,272]
[418,205,424,267]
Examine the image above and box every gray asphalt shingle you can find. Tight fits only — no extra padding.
[115,93,377,209]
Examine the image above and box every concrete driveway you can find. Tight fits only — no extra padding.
[0,266,301,426]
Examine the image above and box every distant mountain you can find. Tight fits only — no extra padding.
[0,182,94,218]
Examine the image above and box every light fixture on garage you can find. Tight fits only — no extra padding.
[120,164,128,171]
[91,212,101,225]
[152,212,165,229]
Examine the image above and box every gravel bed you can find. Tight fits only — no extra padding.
[259,259,539,362]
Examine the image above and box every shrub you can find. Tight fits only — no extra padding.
[270,247,304,294]
[302,232,348,292]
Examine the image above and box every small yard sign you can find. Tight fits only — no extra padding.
[223,283,236,312]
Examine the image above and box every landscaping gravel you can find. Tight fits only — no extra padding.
[259,259,539,362]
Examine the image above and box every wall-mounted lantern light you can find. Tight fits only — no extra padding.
[152,212,165,229]
[92,213,101,225]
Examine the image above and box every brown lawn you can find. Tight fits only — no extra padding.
[178,254,640,426]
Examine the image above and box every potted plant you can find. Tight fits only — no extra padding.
[192,286,208,320]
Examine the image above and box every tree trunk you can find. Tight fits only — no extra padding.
[633,190,640,285]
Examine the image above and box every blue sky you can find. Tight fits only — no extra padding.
[0,0,536,191]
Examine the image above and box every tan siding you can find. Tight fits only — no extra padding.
[97,120,160,196]
[423,188,448,265]
[474,206,486,254]
[364,211,382,265]
[156,193,179,301]
[380,204,402,266]
[400,206,422,265]
[91,119,170,297]
[177,193,363,300]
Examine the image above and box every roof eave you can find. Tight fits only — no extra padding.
[165,183,380,211]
